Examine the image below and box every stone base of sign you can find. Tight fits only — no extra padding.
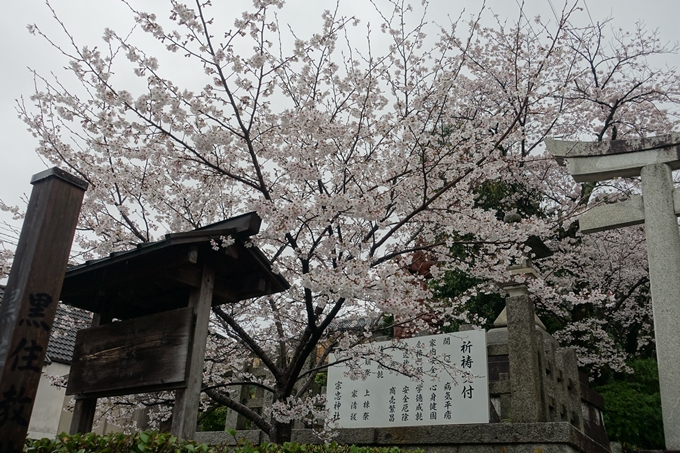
[636,451,680,453]
[196,422,610,453]
[611,445,680,453]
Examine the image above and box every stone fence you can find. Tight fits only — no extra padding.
[197,423,609,453]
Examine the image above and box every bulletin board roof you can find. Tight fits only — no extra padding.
[59,212,289,319]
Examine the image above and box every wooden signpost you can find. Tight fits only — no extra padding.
[0,168,87,453]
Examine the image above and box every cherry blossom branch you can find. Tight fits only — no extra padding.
[212,306,282,381]
[204,387,272,433]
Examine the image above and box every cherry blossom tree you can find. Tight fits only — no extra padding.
[10,0,680,442]
[0,248,11,280]
[0,204,22,280]
[529,18,679,377]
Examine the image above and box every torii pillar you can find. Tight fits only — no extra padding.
[546,134,680,450]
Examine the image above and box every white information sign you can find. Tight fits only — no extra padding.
[326,331,488,428]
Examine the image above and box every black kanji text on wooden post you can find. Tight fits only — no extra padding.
[0,167,87,453]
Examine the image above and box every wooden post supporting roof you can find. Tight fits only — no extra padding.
[0,168,87,453]
[545,134,680,450]
[69,312,111,435]
[171,262,214,439]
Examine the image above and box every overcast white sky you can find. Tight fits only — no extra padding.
[1,0,679,246]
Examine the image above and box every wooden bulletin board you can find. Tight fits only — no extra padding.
[66,307,194,397]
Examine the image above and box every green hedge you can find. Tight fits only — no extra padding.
[594,358,664,450]
[25,431,420,453]
[25,432,212,453]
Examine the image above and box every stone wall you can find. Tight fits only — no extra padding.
[197,423,610,453]
[486,327,608,446]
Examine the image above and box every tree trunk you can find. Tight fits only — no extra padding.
[269,420,293,444]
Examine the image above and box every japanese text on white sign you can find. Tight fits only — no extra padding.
[327,330,488,428]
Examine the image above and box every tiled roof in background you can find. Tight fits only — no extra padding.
[47,304,92,364]
[0,285,91,365]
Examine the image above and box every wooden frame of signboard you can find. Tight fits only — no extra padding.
[66,307,195,397]
[59,212,289,440]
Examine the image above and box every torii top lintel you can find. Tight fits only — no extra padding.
[545,134,680,183]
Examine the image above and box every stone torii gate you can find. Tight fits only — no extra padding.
[545,134,680,450]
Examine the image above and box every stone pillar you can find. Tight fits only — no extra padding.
[224,385,244,430]
[506,292,544,423]
[640,163,680,449]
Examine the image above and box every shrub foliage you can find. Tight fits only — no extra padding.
[594,359,664,450]
[25,431,420,453]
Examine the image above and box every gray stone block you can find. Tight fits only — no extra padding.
[579,195,645,233]
[545,136,680,183]
[196,423,609,453]
[194,429,264,445]
[493,306,547,330]
[545,135,680,158]
[580,189,680,234]
[506,295,543,423]
[487,327,554,349]
[567,147,680,182]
